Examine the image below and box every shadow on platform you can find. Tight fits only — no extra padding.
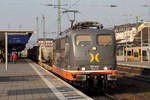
[8,88,53,96]
[0,75,50,82]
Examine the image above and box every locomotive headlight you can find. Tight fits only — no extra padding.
[92,46,97,51]
[82,67,85,71]
[104,66,108,70]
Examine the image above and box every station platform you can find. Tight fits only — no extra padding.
[117,61,150,69]
[0,59,93,100]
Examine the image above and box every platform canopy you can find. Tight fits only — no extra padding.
[0,30,35,51]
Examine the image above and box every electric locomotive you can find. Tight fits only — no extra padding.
[52,21,117,89]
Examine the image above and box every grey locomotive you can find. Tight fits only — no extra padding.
[52,21,117,89]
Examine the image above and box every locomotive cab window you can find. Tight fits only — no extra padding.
[97,35,112,45]
[76,35,92,46]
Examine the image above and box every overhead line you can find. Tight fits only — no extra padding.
[69,0,81,8]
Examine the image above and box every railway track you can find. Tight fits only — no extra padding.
[117,65,150,76]
[124,75,150,83]
[104,93,121,100]
[116,65,150,100]
[114,77,150,100]
[118,64,150,81]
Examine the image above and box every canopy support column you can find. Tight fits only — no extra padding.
[5,32,8,71]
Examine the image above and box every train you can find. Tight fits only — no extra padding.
[28,21,117,89]
[117,46,150,61]
[28,45,53,64]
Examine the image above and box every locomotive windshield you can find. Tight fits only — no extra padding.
[97,35,112,45]
[76,35,92,46]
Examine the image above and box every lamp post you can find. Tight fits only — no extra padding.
[36,17,39,42]
[57,0,61,34]
[42,15,46,46]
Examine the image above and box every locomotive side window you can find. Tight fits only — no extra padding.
[76,35,92,46]
[97,35,112,45]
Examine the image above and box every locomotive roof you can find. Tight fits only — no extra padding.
[54,21,113,39]
[71,21,103,30]
[55,28,114,39]
[61,21,103,34]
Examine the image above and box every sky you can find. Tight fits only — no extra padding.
[0,0,149,46]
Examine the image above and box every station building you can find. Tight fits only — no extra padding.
[114,21,150,61]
